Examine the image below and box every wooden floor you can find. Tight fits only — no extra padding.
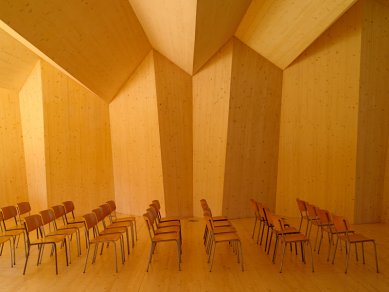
[1,217,388,291]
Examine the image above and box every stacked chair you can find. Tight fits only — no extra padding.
[143,200,182,271]
[200,199,244,272]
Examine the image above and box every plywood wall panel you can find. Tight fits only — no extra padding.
[19,61,47,212]
[276,4,362,220]
[193,41,233,217]
[354,0,389,223]
[222,39,282,218]
[383,139,389,223]
[41,61,114,215]
[154,52,193,217]
[0,88,28,207]
[110,52,165,216]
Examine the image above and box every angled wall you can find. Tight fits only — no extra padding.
[19,61,47,212]
[110,52,164,216]
[222,39,282,218]
[354,0,389,223]
[154,51,193,217]
[193,41,233,217]
[0,87,28,207]
[40,61,114,214]
[276,3,362,220]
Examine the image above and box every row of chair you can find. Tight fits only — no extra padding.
[251,198,379,273]
[0,200,137,274]
[143,200,182,271]
[250,199,313,273]
[296,198,379,273]
[200,199,244,272]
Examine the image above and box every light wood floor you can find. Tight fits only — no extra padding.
[1,217,388,291]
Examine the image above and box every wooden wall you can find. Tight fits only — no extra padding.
[354,0,389,223]
[276,3,362,220]
[222,39,282,218]
[110,52,165,216]
[193,41,233,217]
[154,51,193,217]
[383,139,389,223]
[40,61,114,214]
[0,87,28,207]
[19,61,47,212]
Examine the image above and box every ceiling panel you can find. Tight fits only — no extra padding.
[129,0,197,75]
[193,0,251,73]
[0,27,38,90]
[236,0,357,69]
[0,0,151,101]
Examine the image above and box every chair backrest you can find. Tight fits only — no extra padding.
[257,203,266,221]
[152,200,161,210]
[24,214,43,233]
[83,213,98,230]
[306,203,318,219]
[99,204,113,223]
[250,199,259,217]
[1,206,18,220]
[17,202,31,216]
[40,209,56,226]
[332,215,350,233]
[296,198,307,213]
[1,206,19,229]
[62,201,75,213]
[106,200,117,212]
[263,207,273,226]
[92,208,105,223]
[269,214,284,233]
[143,212,155,240]
[316,208,330,225]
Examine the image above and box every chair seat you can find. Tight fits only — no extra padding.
[212,216,228,221]
[61,222,85,229]
[3,229,25,236]
[214,232,240,242]
[160,216,180,223]
[213,220,231,227]
[213,226,236,234]
[32,235,66,244]
[91,233,122,243]
[152,232,179,242]
[110,221,132,228]
[155,226,180,234]
[339,233,374,243]
[67,217,85,224]
[47,229,75,237]
[158,221,180,228]
[114,216,136,222]
[100,227,127,235]
[283,233,308,243]
[0,236,11,244]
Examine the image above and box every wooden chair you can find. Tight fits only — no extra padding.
[205,220,243,272]
[143,212,181,271]
[106,200,137,241]
[200,199,228,221]
[51,205,83,252]
[265,209,299,262]
[315,208,334,258]
[151,200,181,223]
[296,198,308,232]
[17,202,31,224]
[0,229,14,268]
[203,210,236,255]
[39,208,80,263]
[271,214,314,273]
[62,201,86,224]
[83,213,125,273]
[250,198,261,239]
[23,214,68,275]
[1,206,27,264]
[100,203,135,248]
[331,215,379,273]
[92,207,130,256]
[306,203,321,242]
